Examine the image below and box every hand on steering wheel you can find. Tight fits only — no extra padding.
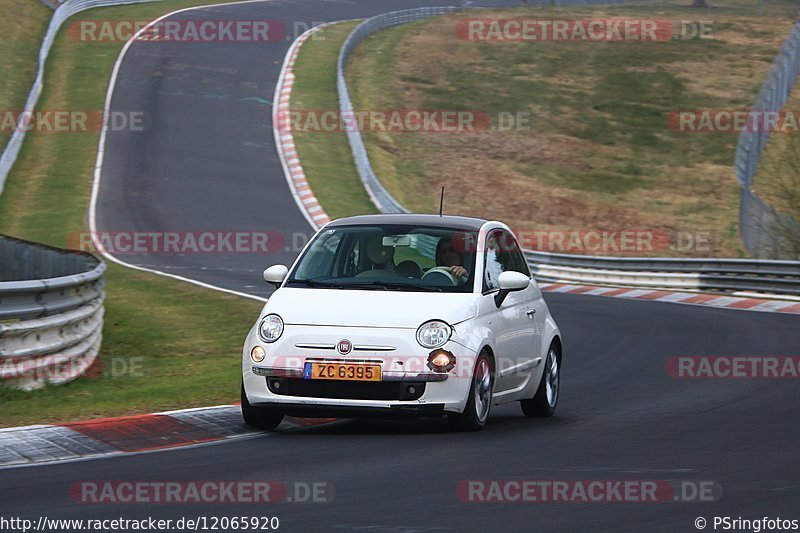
[449,265,467,279]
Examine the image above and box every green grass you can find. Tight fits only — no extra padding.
[0,0,263,428]
[0,0,52,152]
[335,2,796,257]
[0,263,260,426]
[290,21,376,219]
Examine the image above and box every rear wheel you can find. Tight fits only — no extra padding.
[521,343,560,418]
[449,352,493,431]
[241,381,284,430]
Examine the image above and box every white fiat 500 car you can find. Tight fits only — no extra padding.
[241,214,562,431]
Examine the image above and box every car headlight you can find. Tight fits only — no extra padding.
[416,320,452,349]
[258,314,284,343]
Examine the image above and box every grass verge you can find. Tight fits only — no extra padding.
[290,21,376,219]
[0,0,52,152]
[335,1,797,257]
[0,0,264,428]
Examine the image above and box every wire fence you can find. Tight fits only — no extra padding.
[735,20,800,259]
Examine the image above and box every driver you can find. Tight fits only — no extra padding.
[435,237,468,282]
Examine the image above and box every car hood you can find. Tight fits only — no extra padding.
[263,287,478,328]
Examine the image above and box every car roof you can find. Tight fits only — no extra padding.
[325,214,490,231]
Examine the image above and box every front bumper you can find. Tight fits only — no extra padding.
[249,400,446,419]
[242,324,476,414]
[252,366,448,382]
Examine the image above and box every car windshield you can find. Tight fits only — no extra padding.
[286,224,479,293]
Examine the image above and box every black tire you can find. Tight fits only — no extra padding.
[449,352,494,432]
[521,343,560,418]
[241,381,284,430]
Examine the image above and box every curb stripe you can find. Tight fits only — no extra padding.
[541,283,800,315]
[64,414,224,453]
[0,406,337,469]
[272,23,333,232]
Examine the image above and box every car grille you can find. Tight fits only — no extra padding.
[266,377,425,401]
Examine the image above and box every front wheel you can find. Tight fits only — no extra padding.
[241,381,284,430]
[521,344,560,418]
[449,352,494,431]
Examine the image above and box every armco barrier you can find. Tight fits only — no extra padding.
[0,235,106,390]
[337,5,800,294]
[0,0,163,196]
[525,250,800,295]
[0,0,161,390]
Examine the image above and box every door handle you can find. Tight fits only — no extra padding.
[526,309,536,317]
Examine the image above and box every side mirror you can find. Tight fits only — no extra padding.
[263,265,289,288]
[494,271,531,307]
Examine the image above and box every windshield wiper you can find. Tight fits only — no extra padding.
[342,281,442,292]
[285,279,343,289]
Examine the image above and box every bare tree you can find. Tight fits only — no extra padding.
[758,136,800,259]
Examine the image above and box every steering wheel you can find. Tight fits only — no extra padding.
[421,266,459,286]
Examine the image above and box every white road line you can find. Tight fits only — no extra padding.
[89,0,280,304]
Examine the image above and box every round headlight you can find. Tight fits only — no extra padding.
[258,314,284,343]
[250,345,266,363]
[416,320,452,349]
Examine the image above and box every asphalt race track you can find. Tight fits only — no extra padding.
[3,294,800,530]
[3,1,799,531]
[93,0,517,296]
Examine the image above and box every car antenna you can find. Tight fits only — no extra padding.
[439,186,445,217]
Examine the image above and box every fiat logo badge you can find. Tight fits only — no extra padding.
[337,339,352,355]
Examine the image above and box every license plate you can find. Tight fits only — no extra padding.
[303,362,381,381]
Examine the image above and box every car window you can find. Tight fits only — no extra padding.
[483,232,505,292]
[287,225,478,293]
[294,230,342,280]
[483,230,529,292]
[393,235,436,270]
[501,231,531,276]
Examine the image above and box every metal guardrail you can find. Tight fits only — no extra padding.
[0,0,162,196]
[735,20,800,259]
[0,235,106,390]
[337,5,800,296]
[337,8,460,213]
[0,0,165,390]
[526,250,800,295]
